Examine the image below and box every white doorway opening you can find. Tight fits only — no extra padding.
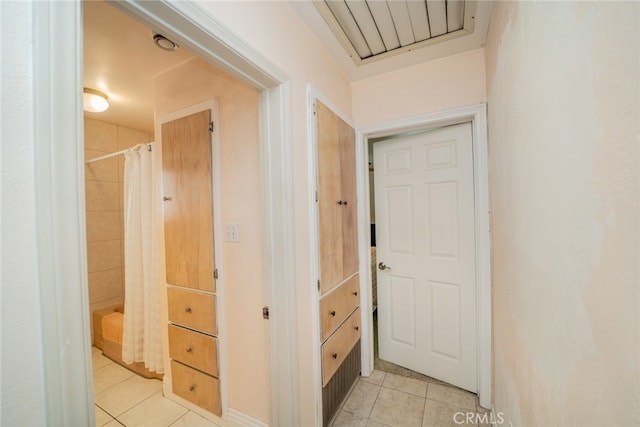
[33,1,298,425]
[356,104,492,409]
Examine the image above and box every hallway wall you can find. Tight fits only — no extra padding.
[1,2,49,424]
[351,48,487,127]
[485,2,639,425]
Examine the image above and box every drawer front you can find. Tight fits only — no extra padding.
[320,274,360,342]
[171,360,221,416]
[167,287,216,334]
[168,325,218,376]
[321,307,361,386]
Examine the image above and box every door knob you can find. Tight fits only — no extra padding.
[378,262,391,271]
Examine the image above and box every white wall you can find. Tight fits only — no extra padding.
[1,2,48,424]
[352,48,487,127]
[485,2,639,425]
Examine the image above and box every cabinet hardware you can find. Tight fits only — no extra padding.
[263,306,270,320]
[355,326,359,331]
[330,310,336,317]
[163,196,172,201]
[332,353,338,359]
[352,291,358,296]
[186,346,193,353]
[189,385,196,392]
[184,306,192,313]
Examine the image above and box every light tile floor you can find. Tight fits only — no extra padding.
[93,346,490,427]
[331,371,491,427]
[91,347,219,427]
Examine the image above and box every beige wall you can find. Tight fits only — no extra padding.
[352,48,487,127]
[84,118,151,339]
[154,57,268,422]
[190,2,354,424]
[485,2,639,425]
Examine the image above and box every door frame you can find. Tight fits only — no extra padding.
[355,104,492,409]
[34,1,298,425]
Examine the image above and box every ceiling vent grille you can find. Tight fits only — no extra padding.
[315,0,476,65]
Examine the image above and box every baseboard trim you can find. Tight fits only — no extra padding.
[228,408,269,427]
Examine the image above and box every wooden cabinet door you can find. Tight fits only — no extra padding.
[339,118,358,279]
[317,101,344,295]
[162,110,215,292]
[316,101,359,295]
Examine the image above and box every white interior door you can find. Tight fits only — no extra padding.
[374,122,477,392]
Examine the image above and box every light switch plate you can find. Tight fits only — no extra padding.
[225,224,239,242]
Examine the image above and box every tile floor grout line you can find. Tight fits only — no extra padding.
[116,389,189,427]
[114,389,166,421]
[95,402,119,420]
[94,374,137,399]
[366,380,383,420]
[161,408,192,427]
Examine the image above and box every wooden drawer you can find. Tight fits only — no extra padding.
[321,307,361,386]
[320,274,360,342]
[171,360,221,416]
[168,325,218,377]
[168,287,216,335]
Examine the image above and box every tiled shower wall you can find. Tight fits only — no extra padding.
[84,118,151,340]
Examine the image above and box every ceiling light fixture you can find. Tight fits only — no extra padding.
[83,88,109,113]
[153,33,179,51]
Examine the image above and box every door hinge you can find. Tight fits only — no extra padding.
[209,121,214,133]
[262,306,270,320]
[315,190,318,203]
[214,268,218,280]
[317,279,320,291]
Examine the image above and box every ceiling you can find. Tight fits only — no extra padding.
[83,1,194,134]
[291,0,492,81]
[83,1,491,133]
[314,0,471,64]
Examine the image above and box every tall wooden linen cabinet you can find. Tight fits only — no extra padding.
[316,101,361,425]
[162,110,222,416]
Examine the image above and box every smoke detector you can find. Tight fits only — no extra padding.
[153,33,179,51]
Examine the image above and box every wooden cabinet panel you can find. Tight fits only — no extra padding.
[316,101,359,296]
[317,101,344,293]
[171,360,221,416]
[162,110,215,292]
[320,274,360,342]
[339,117,358,280]
[168,324,218,377]
[321,308,361,387]
[167,287,216,335]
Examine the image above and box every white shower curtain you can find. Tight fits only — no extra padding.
[122,143,164,373]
